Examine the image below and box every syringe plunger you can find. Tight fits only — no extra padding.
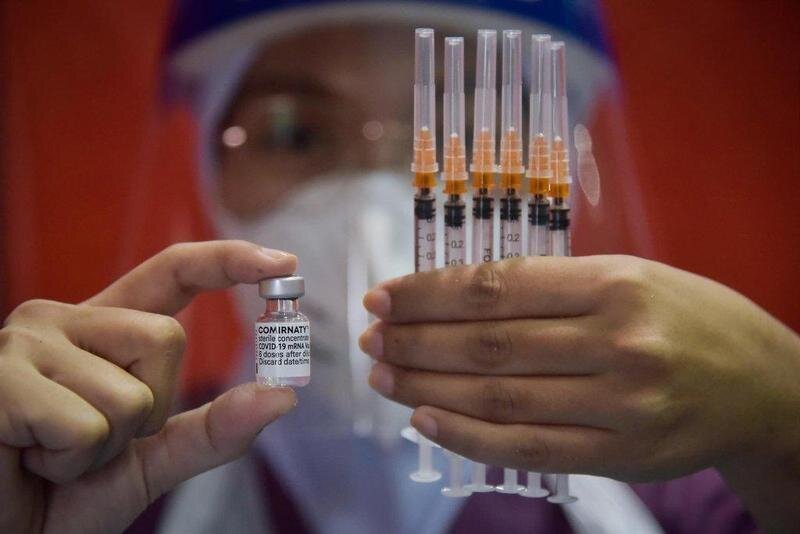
[410,435,442,482]
[547,473,578,504]
[441,451,472,498]
[520,471,550,498]
[496,467,524,493]
[467,462,495,492]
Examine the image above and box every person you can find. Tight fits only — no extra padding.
[2,1,798,533]
[4,243,798,532]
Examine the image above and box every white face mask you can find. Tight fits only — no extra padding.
[211,170,414,444]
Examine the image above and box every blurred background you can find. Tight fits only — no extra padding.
[2,1,798,398]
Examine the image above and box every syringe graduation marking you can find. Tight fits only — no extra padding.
[414,185,436,272]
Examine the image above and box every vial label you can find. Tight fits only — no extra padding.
[255,321,311,378]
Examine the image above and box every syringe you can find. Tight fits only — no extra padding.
[548,41,572,258]
[440,37,474,497]
[499,30,526,259]
[518,36,554,500]
[470,30,497,267]
[467,29,497,494]
[495,30,526,493]
[546,41,577,505]
[443,37,468,268]
[409,28,441,484]
[527,34,553,256]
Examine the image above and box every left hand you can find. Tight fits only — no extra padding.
[359,255,800,484]
[0,241,298,534]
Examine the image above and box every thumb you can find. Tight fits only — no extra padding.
[135,383,296,501]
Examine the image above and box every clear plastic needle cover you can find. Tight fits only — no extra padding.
[552,41,569,150]
[443,37,467,181]
[412,28,437,173]
[471,30,497,173]
[551,41,572,186]
[500,30,524,174]
[530,34,552,141]
[528,34,552,179]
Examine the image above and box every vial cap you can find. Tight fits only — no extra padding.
[258,275,305,299]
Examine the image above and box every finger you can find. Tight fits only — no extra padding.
[134,383,296,501]
[85,240,296,316]
[369,363,611,427]
[37,344,155,468]
[410,405,615,474]
[55,305,185,435]
[0,370,110,483]
[360,316,609,375]
[364,256,603,323]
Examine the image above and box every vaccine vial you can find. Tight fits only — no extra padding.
[255,275,311,387]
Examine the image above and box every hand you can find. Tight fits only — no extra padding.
[0,241,298,534]
[360,256,800,527]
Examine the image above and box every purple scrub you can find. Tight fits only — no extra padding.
[450,468,756,533]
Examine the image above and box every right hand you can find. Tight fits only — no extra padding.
[0,241,298,534]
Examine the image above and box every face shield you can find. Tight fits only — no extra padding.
[164,3,636,531]
[166,0,621,430]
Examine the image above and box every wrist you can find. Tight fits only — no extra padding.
[716,327,800,531]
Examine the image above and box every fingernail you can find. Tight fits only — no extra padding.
[369,363,394,396]
[359,323,384,358]
[258,247,295,262]
[411,411,438,439]
[363,288,391,318]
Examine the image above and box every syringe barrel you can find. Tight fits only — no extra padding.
[412,28,438,173]
[550,228,571,257]
[414,187,436,273]
[443,36,467,181]
[471,30,497,174]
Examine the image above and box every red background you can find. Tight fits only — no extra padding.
[3,1,798,393]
